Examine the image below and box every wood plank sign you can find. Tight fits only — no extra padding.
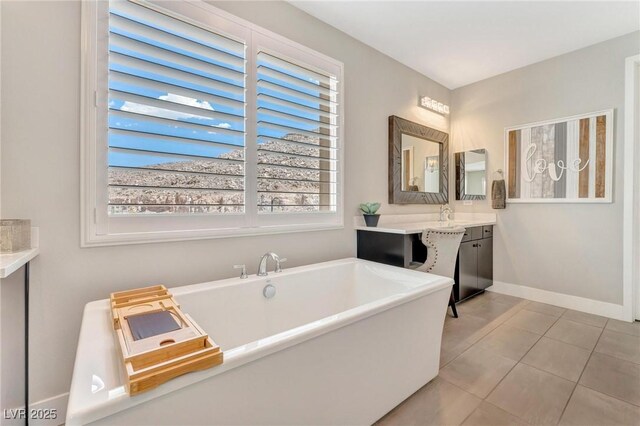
[504,109,613,203]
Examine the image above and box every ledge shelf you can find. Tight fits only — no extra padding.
[0,247,39,279]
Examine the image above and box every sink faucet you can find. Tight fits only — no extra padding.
[257,252,286,276]
[439,204,453,222]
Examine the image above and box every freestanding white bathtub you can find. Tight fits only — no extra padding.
[66,258,452,425]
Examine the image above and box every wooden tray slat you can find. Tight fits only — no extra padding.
[111,285,167,300]
[128,348,223,395]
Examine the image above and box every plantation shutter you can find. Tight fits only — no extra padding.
[256,50,339,213]
[107,0,247,214]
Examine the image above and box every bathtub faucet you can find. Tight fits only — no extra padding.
[257,252,286,276]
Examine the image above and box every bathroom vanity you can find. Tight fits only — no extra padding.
[355,214,495,302]
[456,225,493,300]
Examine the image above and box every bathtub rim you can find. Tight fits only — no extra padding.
[66,257,453,425]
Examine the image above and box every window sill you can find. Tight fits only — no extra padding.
[81,222,345,247]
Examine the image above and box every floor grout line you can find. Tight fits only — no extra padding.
[594,328,640,365]
[559,311,610,329]
[438,295,534,425]
[441,297,557,425]
[541,331,603,351]
[456,397,482,425]
[571,350,640,408]
[439,299,529,369]
[472,309,564,424]
[435,377,498,426]
[555,317,609,424]
[518,360,583,383]
[586,348,640,366]
[577,382,640,409]
[553,317,605,329]
[601,321,640,338]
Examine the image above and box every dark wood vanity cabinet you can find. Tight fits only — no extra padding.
[356,224,494,304]
[454,226,493,302]
[457,241,479,300]
[356,231,427,269]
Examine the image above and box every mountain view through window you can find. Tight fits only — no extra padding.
[107,0,339,216]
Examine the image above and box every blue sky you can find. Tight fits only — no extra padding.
[108,7,331,169]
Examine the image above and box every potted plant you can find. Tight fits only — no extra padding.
[360,202,381,227]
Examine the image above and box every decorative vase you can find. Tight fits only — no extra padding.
[363,214,380,227]
[0,219,31,253]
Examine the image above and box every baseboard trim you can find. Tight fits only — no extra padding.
[3,393,68,426]
[488,281,626,321]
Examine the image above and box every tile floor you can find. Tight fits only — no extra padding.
[376,292,640,425]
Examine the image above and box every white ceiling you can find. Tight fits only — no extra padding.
[290,1,640,89]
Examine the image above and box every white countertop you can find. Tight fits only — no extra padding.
[354,213,496,235]
[0,247,39,278]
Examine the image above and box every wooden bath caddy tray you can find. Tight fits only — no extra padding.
[110,285,223,395]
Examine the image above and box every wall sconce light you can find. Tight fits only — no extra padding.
[426,157,438,173]
[420,96,450,115]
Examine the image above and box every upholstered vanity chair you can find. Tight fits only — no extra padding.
[413,226,466,318]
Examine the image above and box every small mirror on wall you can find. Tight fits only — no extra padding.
[455,149,487,200]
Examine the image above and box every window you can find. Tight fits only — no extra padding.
[82,0,343,245]
[256,51,338,214]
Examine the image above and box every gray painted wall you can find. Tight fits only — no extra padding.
[450,31,640,304]
[0,0,449,412]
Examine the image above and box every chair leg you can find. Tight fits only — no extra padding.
[449,290,458,318]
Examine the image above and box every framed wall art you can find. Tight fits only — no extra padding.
[504,109,613,203]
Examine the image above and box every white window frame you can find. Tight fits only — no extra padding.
[81,0,344,246]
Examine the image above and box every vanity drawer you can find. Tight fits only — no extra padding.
[461,226,483,242]
[481,225,493,238]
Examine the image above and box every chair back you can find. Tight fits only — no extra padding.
[415,227,466,279]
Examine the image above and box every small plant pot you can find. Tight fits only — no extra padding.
[363,214,380,227]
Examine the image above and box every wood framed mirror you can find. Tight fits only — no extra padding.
[388,116,449,204]
[455,149,487,200]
